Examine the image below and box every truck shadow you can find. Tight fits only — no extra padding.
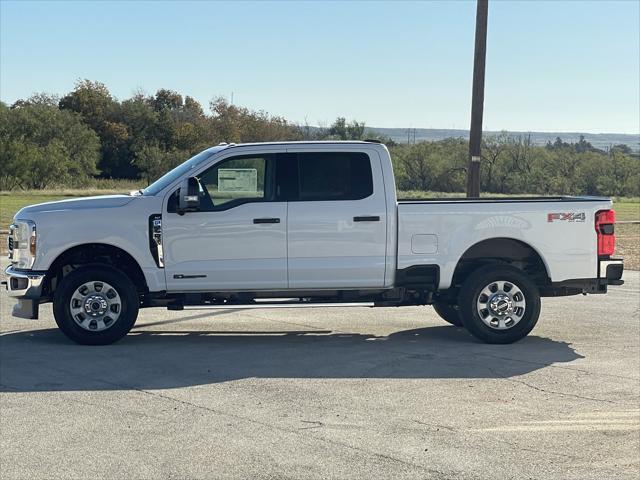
[0,323,583,392]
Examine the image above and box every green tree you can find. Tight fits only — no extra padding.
[153,89,183,112]
[327,117,367,140]
[133,144,189,185]
[59,80,116,133]
[0,99,100,189]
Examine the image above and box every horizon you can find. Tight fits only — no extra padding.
[1,1,639,135]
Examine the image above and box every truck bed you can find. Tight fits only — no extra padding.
[396,195,613,289]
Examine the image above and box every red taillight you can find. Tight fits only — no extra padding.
[595,209,616,256]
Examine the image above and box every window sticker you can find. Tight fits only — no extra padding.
[218,168,258,193]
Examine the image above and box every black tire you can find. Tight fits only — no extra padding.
[458,264,541,344]
[432,301,463,326]
[53,266,139,345]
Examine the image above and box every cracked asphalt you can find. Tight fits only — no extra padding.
[1,266,638,479]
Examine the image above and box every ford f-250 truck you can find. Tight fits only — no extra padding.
[4,141,624,345]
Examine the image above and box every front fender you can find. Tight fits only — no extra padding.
[27,196,166,292]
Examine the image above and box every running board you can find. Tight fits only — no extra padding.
[171,302,375,311]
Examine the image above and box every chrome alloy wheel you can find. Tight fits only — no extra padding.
[69,281,122,332]
[476,280,526,330]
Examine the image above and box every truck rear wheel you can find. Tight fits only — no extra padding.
[53,266,139,345]
[432,302,463,326]
[458,265,541,344]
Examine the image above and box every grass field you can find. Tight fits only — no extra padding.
[1,189,638,269]
[612,199,640,222]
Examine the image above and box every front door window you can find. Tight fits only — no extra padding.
[197,155,273,211]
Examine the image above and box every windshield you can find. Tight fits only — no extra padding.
[142,146,227,195]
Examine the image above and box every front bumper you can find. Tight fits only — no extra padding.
[2,265,47,319]
[4,265,46,298]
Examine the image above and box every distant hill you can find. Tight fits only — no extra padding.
[365,127,640,152]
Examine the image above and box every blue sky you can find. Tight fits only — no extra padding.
[1,0,638,133]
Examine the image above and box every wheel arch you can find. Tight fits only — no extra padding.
[452,237,551,288]
[43,243,148,297]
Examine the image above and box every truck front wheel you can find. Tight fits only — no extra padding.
[458,265,541,344]
[53,266,140,345]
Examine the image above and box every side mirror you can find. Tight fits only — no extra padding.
[178,177,200,213]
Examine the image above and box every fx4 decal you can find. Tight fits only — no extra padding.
[547,212,586,223]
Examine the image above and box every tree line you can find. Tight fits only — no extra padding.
[1,80,637,196]
[393,134,638,197]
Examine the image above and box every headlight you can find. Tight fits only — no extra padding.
[9,220,37,269]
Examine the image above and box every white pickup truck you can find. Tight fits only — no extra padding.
[4,141,624,345]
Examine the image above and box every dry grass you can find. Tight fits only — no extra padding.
[616,223,640,271]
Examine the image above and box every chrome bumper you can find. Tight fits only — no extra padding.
[3,265,47,298]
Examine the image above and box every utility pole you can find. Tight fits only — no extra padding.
[466,0,489,198]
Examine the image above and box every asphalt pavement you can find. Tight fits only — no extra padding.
[1,264,638,479]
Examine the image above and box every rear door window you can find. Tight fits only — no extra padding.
[296,152,373,201]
